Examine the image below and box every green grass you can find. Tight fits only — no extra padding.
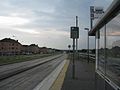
[0,54,55,65]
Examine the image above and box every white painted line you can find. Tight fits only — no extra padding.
[33,60,67,90]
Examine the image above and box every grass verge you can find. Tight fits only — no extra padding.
[0,54,55,65]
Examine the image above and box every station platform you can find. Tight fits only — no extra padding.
[50,58,95,90]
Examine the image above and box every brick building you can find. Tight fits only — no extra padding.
[21,45,30,55]
[21,44,40,54]
[0,38,22,55]
[39,47,55,54]
[0,38,58,55]
[29,44,39,54]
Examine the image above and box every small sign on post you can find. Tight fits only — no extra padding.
[70,27,79,39]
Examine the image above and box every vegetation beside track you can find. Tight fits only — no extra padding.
[0,54,58,65]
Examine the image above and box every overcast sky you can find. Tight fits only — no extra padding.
[0,0,113,49]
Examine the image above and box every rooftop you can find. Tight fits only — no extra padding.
[0,38,21,44]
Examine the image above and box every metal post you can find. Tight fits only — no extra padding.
[84,28,89,63]
[72,38,75,79]
[88,31,89,63]
[76,16,78,60]
[69,48,70,54]
[70,16,79,79]
[76,39,77,52]
[90,18,93,30]
[76,16,78,27]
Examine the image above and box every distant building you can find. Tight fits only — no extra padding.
[39,47,61,54]
[0,38,22,55]
[21,44,40,54]
[28,44,39,54]
[21,45,30,55]
[112,40,120,47]
[39,47,49,54]
[0,38,60,55]
[39,47,55,54]
[46,48,55,53]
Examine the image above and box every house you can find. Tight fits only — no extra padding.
[0,38,22,55]
[28,44,39,54]
[39,47,49,54]
[0,38,58,55]
[21,45,30,55]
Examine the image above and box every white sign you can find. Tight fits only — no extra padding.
[90,6,104,19]
[94,7,104,19]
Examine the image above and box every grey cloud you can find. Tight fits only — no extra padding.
[0,0,114,49]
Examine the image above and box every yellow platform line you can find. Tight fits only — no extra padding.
[50,60,70,90]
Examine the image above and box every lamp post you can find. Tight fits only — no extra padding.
[84,28,89,63]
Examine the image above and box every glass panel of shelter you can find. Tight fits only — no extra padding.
[98,27,106,74]
[106,13,120,86]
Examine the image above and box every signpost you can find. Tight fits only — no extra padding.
[75,16,78,58]
[70,27,79,39]
[90,6,104,29]
[94,7,104,19]
[70,26,79,79]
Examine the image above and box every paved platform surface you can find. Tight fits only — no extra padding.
[61,59,95,90]
[50,59,95,90]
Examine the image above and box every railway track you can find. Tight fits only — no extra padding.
[79,53,95,62]
[0,54,66,90]
[0,54,62,81]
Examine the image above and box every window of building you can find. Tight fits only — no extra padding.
[1,47,4,49]
[12,47,14,49]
